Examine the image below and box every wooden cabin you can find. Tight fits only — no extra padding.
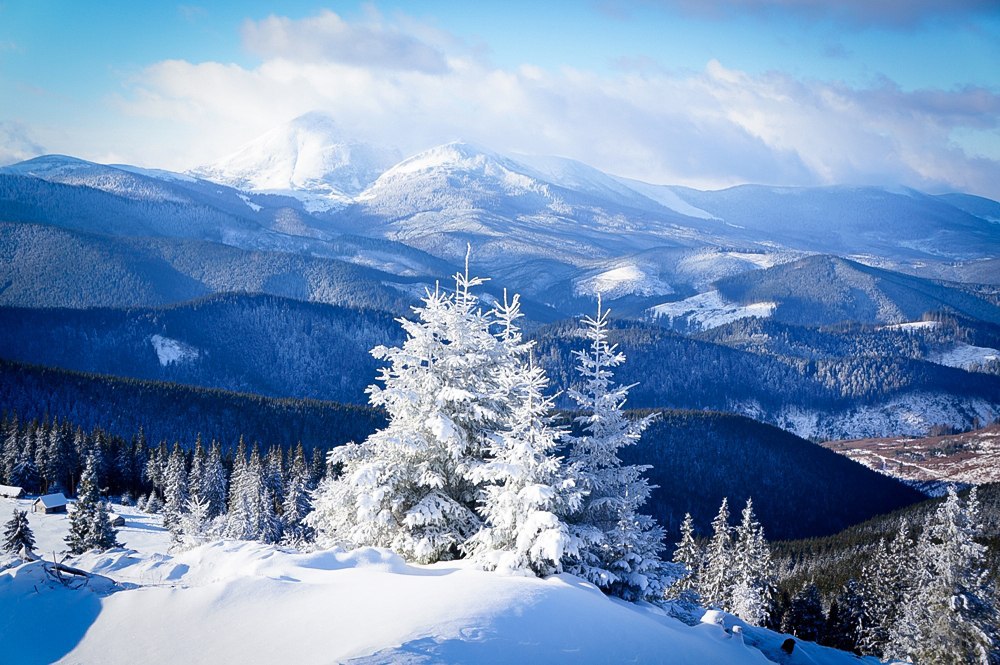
[33,493,68,514]
[0,484,24,499]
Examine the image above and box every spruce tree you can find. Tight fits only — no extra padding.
[2,509,35,555]
[888,486,998,664]
[782,582,825,643]
[309,264,508,563]
[282,444,314,545]
[699,497,733,610]
[564,295,667,602]
[670,513,702,596]
[729,498,772,626]
[823,579,863,654]
[66,452,119,554]
[162,442,190,533]
[465,292,582,576]
[200,440,228,519]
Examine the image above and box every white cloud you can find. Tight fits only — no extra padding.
[241,9,448,73]
[106,12,1000,199]
[0,121,44,165]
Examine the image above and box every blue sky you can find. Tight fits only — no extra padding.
[2,1,999,197]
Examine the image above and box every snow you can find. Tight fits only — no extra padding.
[0,496,870,665]
[574,264,674,299]
[34,493,67,510]
[649,290,777,330]
[150,334,199,366]
[191,111,398,210]
[737,391,1000,440]
[882,320,940,331]
[612,177,720,220]
[928,343,1000,370]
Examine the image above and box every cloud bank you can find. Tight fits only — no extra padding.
[115,10,1000,199]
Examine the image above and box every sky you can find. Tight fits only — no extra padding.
[1,0,999,197]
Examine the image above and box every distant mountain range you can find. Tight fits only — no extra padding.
[1,110,999,439]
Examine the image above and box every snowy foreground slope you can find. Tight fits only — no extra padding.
[0,500,871,665]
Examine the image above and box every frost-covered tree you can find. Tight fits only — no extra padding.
[282,443,314,545]
[189,435,206,502]
[162,442,190,537]
[670,513,702,597]
[309,263,508,563]
[265,445,285,517]
[858,522,911,658]
[465,292,582,576]
[2,509,35,555]
[179,495,213,550]
[564,295,667,602]
[729,498,772,626]
[226,443,280,543]
[66,452,119,554]
[887,486,998,665]
[699,497,733,609]
[199,440,228,519]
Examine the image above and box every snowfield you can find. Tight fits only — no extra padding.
[649,290,777,330]
[0,497,870,665]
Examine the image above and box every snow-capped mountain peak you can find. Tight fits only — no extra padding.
[190,111,399,210]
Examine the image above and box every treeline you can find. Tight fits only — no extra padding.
[0,358,385,452]
[765,487,998,661]
[0,359,926,543]
[0,410,329,502]
[0,293,405,403]
[534,320,1000,415]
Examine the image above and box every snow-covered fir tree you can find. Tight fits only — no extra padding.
[729,498,772,626]
[265,445,285,518]
[887,486,998,665]
[858,522,911,658]
[699,497,733,609]
[199,440,228,519]
[189,436,206,503]
[564,295,667,602]
[66,452,119,554]
[465,291,582,576]
[226,443,280,543]
[179,495,214,550]
[282,443,314,545]
[162,442,190,539]
[670,512,702,596]
[2,509,35,555]
[309,262,509,563]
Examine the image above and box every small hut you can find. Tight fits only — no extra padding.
[33,493,68,514]
[108,513,125,527]
[0,484,24,499]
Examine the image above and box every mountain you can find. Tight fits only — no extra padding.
[0,221,424,311]
[0,294,404,403]
[535,319,1000,439]
[662,184,1000,264]
[650,255,1000,330]
[822,424,1000,493]
[190,112,399,211]
[713,255,1000,327]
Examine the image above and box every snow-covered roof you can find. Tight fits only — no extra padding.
[34,493,68,508]
[0,484,24,497]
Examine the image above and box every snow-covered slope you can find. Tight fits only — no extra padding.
[191,112,399,211]
[0,497,871,665]
[649,290,777,330]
